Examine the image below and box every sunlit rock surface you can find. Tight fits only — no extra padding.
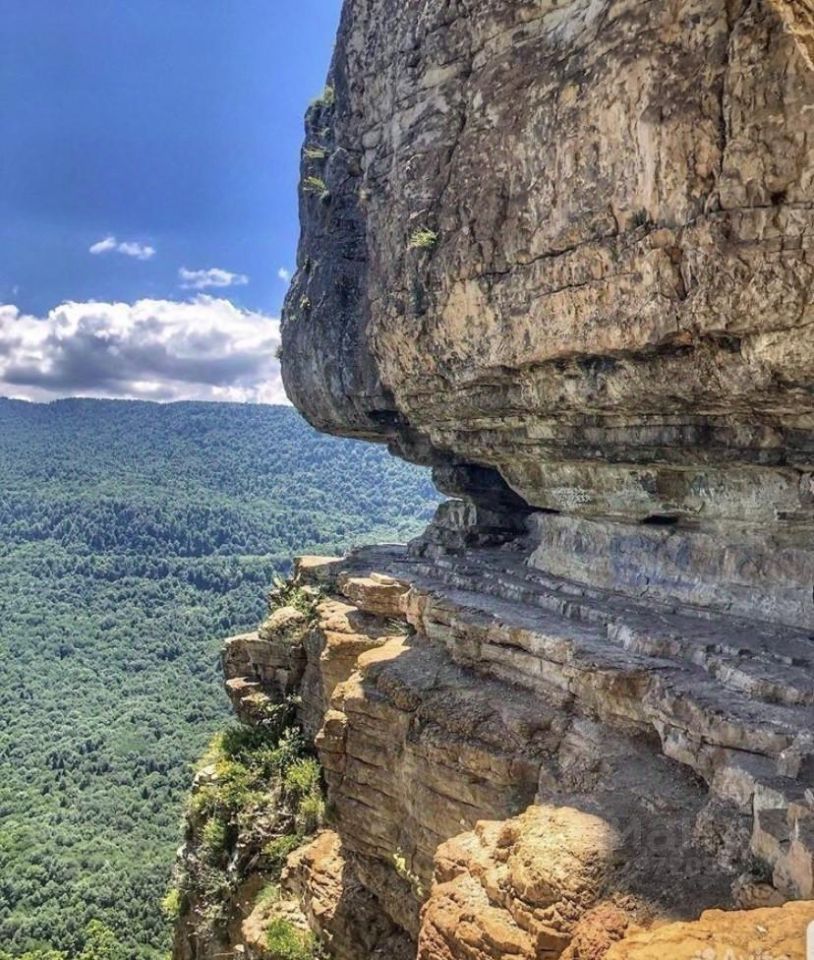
[282,0,814,631]
[188,0,814,956]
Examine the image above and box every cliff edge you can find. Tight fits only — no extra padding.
[175,0,814,957]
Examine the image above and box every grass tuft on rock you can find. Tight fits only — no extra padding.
[266,918,319,960]
[408,227,439,250]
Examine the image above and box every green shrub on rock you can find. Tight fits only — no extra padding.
[294,792,325,836]
[160,887,182,921]
[201,816,229,864]
[174,671,327,945]
[263,835,303,878]
[283,758,321,800]
[265,919,318,960]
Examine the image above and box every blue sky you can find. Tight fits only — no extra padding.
[0,0,342,402]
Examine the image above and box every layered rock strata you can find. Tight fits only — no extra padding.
[281,0,814,635]
[212,538,813,958]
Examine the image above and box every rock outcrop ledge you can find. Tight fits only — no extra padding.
[185,542,814,959]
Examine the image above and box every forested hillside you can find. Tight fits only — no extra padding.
[0,399,439,960]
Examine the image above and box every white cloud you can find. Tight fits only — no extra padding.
[179,267,249,290]
[89,237,117,255]
[0,297,287,404]
[278,267,291,282]
[89,236,156,260]
[116,241,156,260]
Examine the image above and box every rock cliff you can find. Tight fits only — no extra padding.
[283,0,814,624]
[176,0,814,957]
[176,549,814,958]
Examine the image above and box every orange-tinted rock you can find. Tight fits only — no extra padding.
[419,806,622,960]
[606,901,814,960]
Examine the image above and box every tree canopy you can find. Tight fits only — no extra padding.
[0,399,439,959]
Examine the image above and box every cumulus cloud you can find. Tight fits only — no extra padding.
[89,236,156,260]
[178,267,249,290]
[277,267,291,282]
[0,297,287,404]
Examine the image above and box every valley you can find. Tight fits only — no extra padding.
[0,398,438,960]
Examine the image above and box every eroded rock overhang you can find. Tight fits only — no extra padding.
[281,0,814,630]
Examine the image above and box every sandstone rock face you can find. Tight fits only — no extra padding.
[287,549,813,956]
[222,605,308,724]
[298,593,404,739]
[203,543,814,958]
[418,806,622,960]
[285,830,414,960]
[206,0,814,956]
[605,900,814,960]
[282,0,814,630]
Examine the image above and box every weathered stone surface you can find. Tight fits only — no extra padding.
[238,831,413,960]
[222,605,310,723]
[298,595,403,738]
[285,0,814,466]
[289,548,812,954]
[559,905,634,960]
[336,572,409,617]
[605,900,814,960]
[316,632,551,933]
[418,806,622,960]
[282,0,814,630]
[286,831,414,960]
[192,0,814,956]
[526,512,814,630]
[180,539,814,958]
[319,546,813,928]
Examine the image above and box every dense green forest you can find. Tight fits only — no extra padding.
[0,398,439,960]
